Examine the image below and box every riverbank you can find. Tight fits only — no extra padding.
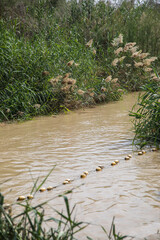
[0,1,160,238]
[0,0,159,123]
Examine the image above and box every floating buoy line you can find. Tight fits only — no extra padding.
[15,147,159,202]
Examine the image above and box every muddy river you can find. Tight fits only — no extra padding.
[0,93,159,239]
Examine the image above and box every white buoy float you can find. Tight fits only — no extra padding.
[111,162,116,166]
[114,160,119,164]
[96,166,102,171]
[80,173,87,178]
[17,196,26,201]
[39,187,46,192]
[27,195,33,200]
[47,186,53,191]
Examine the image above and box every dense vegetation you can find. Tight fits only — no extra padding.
[130,80,160,147]
[0,1,160,238]
[0,0,159,123]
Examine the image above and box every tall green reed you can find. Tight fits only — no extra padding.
[0,0,160,122]
[0,16,124,122]
[2,0,160,56]
[130,78,160,147]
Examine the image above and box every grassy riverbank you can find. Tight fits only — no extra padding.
[0,0,160,122]
[0,1,160,237]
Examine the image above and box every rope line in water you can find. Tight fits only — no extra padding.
[15,147,158,202]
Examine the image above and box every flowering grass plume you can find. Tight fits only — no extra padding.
[112,34,123,46]
[110,34,158,91]
[86,39,93,48]
[67,60,74,66]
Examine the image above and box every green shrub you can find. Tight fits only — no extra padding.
[0,18,125,122]
[130,79,160,147]
[0,0,160,122]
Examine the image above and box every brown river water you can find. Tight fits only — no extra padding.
[0,93,160,239]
